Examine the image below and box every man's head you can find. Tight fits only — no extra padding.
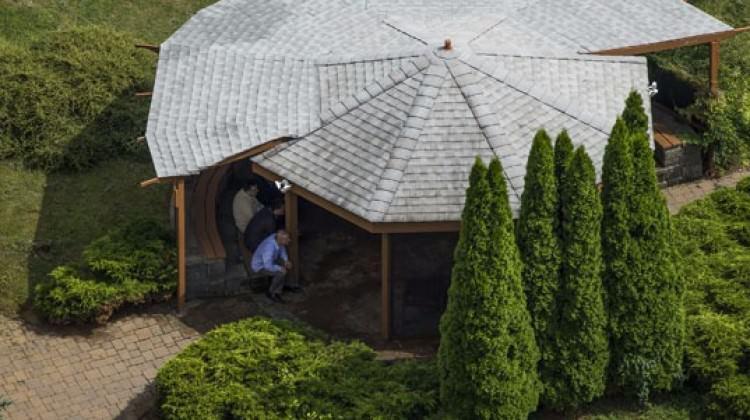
[275,229,291,246]
[243,179,259,196]
[269,199,285,216]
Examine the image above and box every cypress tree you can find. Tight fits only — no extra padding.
[554,130,575,236]
[611,131,684,398]
[547,147,609,410]
[438,157,540,419]
[601,117,634,380]
[517,130,559,403]
[622,90,649,136]
[554,130,574,187]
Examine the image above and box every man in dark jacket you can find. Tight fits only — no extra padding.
[244,199,285,252]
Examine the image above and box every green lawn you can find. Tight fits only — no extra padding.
[0,159,169,315]
[0,0,214,45]
[0,1,210,315]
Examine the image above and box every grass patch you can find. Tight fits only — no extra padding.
[0,0,215,45]
[0,159,169,316]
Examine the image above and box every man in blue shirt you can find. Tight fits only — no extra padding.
[251,229,301,302]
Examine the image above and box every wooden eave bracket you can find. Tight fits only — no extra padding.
[135,44,160,54]
[140,176,179,188]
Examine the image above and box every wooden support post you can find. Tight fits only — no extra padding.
[710,41,720,97]
[381,233,392,340]
[285,191,300,285]
[175,179,187,312]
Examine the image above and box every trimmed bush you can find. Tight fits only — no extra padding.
[624,131,684,395]
[439,157,540,419]
[673,179,750,418]
[33,218,175,324]
[517,130,559,403]
[601,118,634,375]
[622,90,649,136]
[548,147,609,410]
[0,26,152,171]
[707,375,750,419]
[156,317,438,419]
[554,130,574,237]
[0,395,11,420]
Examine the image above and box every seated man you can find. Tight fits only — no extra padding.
[250,230,301,302]
[232,179,263,235]
[244,199,284,253]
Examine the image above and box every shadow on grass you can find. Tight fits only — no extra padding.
[20,91,171,330]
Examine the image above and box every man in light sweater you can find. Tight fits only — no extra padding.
[232,180,263,234]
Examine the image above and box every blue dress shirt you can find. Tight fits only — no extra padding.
[251,233,288,273]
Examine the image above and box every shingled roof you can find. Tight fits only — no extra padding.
[255,49,648,221]
[146,0,732,179]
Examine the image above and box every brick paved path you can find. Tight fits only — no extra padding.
[0,298,260,420]
[663,169,750,214]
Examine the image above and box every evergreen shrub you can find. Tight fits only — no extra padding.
[156,318,438,420]
[547,147,609,409]
[674,180,750,418]
[439,157,540,419]
[0,26,152,171]
[33,218,175,324]
[517,130,559,403]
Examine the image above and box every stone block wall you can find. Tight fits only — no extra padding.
[656,144,703,187]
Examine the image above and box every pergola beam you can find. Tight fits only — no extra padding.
[285,191,300,285]
[588,27,749,56]
[174,178,187,312]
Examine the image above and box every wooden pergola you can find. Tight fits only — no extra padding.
[589,27,750,97]
[140,25,748,340]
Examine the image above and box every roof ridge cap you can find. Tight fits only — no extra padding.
[445,58,523,202]
[365,61,448,222]
[460,55,611,135]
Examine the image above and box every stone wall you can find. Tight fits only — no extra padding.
[656,143,703,187]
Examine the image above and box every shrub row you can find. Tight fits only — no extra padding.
[674,179,750,419]
[0,25,153,171]
[156,317,438,420]
[33,218,176,324]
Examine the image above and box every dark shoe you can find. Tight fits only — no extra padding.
[283,285,303,293]
[265,291,284,303]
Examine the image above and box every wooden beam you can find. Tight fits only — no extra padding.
[381,233,392,340]
[135,44,160,54]
[710,41,720,97]
[251,163,461,234]
[215,138,286,166]
[140,176,179,188]
[175,178,187,312]
[285,191,300,285]
[135,92,153,97]
[589,27,749,56]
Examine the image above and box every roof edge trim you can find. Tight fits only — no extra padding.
[588,27,749,56]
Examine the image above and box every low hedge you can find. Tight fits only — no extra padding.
[33,218,175,324]
[155,318,438,420]
[674,179,750,418]
[0,25,152,171]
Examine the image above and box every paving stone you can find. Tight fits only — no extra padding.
[663,169,750,214]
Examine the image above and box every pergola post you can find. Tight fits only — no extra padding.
[709,41,720,97]
[285,190,300,285]
[175,178,187,312]
[381,233,392,340]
